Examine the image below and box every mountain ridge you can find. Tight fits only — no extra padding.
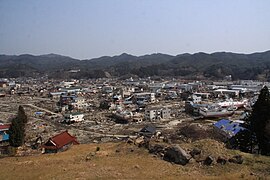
[1,50,270,80]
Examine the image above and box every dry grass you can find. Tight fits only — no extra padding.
[0,141,269,179]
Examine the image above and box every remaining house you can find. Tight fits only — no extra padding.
[0,79,8,88]
[213,89,240,98]
[188,94,202,103]
[63,113,84,123]
[42,131,79,153]
[134,92,155,104]
[185,101,207,116]
[0,124,10,143]
[213,119,245,138]
[60,81,75,88]
[49,91,66,99]
[178,84,193,92]
[111,110,133,124]
[139,124,156,137]
[61,86,82,93]
[102,86,114,94]
[72,97,88,110]
[124,77,140,86]
[193,92,211,100]
[59,95,77,106]
[0,92,5,98]
[165,91,178,100]
[145,107,171,121]
[148,83,164,93]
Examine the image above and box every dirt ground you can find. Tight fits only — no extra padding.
[0,140,269,179]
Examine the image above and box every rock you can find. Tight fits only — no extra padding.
[204,155,215,166]
[148,144,166,156]
[136,137,150,148]
[85,152,96,161]
[84,127,91,131]
[115,149,120,153]
[217,156,227,165]
[188,157,197,164]
[85,155,92,161]
[126,138,134,144]
[229,155,243,164]
[134,165,140,169]
[163,145,191,165]
[135,136,145,145]
[190,147,202,157]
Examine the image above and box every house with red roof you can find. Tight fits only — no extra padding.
[42,130,79,153]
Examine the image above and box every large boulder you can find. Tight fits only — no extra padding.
[163,145,191,165]
[229,155,243,164]
[148,144,166,157]
[217,156,227,165]
[190,147,202,157]
[203,155,215,166]
[126,138,134,144]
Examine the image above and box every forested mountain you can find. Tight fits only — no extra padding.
[1,51,270,80]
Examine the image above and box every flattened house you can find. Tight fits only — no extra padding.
[42,131,79,153]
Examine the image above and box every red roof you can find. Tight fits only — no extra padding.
[0,124,10,131]
[43,131,79,150]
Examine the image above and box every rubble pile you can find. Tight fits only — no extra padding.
[127,136,244,167]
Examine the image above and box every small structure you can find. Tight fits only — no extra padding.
[111,110,133,124]
[42,131,79,153]
[199,107,234,118]
[49,92,66,99]
[72,97,88,110]
[188,94,202,103]
[213,89,240,98]
[102,86,114,94]
[0,80,8,88]
[145,107,171,121]
[63,113,84,124]
[185,101,202,116]
[0,124,10,143]
[139,124,156,137]
[134,92,155,104]
[214,119,245,138]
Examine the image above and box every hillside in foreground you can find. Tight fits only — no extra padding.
[0,139,269,179]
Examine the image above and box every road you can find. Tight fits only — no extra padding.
[21,104,60,116]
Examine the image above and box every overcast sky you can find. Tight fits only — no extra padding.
[0,0,270,59]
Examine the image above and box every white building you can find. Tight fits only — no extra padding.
[135,92,155,104]
[213,89,240,98]
[189,94,202,103]
[72,97,88,110]
[60,81,75,88]
[145,107,171,121]
[64,113,84,123]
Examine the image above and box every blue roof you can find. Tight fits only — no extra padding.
[214,119,246,137]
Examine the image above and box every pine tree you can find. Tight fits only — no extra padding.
[18,105,27,124]
[9,117,24,147]
[250,86,270,155]
[8,106,28,147]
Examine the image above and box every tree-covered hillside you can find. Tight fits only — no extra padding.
[1,51,270,80]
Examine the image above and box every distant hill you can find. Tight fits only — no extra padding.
[1,51,270,80]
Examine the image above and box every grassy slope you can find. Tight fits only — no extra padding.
[0,140,269,179]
